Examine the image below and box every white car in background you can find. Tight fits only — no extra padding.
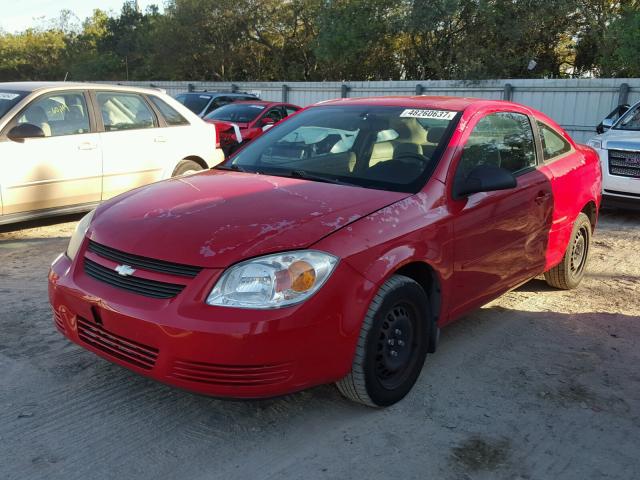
[0,82,224,225]
[588,100,640,209]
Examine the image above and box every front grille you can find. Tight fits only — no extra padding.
[87,240,202,278]
[77,317,159,370]
[84,258,185,299]
[169,360,293,387]
[609,150,640,178]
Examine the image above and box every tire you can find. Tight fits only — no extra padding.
[544,212,592,290]
[172,159,204,177]
[336,275,431,407]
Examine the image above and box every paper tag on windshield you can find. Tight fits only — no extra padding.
[0,93,20,101]
[400,109,457,120]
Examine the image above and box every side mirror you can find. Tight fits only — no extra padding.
[456,165,517,197]
[261,117,276,128]
[7,123,45,141]
[601,118,615,131]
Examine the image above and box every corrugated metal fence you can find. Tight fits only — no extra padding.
[108,79,640,143]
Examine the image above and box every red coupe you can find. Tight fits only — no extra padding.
[49,96,602,407]
[203,101,301,155]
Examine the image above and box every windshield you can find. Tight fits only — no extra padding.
[175,94,211,114]
[614,103,640,131]
[228,105,459,193]
[205,103,266,123]
[0,90,28,118]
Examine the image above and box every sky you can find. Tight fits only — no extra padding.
[0,0,163,33]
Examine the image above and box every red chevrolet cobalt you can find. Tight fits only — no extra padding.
[49,97,602,406]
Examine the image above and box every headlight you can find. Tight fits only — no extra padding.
[66,210,95,261]
[206,250,338,309]
[587,139,602,149]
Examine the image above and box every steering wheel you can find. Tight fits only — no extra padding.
[393,152,431,167]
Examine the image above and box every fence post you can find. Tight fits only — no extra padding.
[282,84,289,103]
[618,83,630,105]
[415,84,424,95]
[341,84,349,98]
[503,83,513,101]
[188,83,194,92]
[230,84,238,93]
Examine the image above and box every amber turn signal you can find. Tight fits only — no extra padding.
[288,261,316,292]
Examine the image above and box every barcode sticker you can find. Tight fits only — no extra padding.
[400,109,457,120]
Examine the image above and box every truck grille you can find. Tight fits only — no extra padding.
[609,150,640,178]
[84,258,185,299]
[87,240,202,278]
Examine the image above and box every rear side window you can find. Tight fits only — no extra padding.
[149,96,189,126]
[457,112,536,181]
[97,92,156,132]
[537,121,571,161]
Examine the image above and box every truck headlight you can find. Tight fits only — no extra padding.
[587,139,602,150]
[66,210,95,261]
[206,250,338,309]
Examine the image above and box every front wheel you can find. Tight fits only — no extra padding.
[336,275,431,407]
[544,212,592,289]
[172,159,203,177]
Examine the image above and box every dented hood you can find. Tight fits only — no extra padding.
[90,170,409,268]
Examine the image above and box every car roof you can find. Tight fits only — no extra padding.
[178,92,258,98]
[223,101,287,107]
[0,81,165,95]
[315,95,512,112]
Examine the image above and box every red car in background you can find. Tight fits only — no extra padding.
[203,101,301,155]
[49,96,601,407]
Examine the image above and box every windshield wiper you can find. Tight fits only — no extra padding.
[287,170,358,187]
[214,164,246,172]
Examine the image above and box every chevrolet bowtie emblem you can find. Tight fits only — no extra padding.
[115,264,136,277]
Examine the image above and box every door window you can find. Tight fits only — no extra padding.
[537,121,571,161]
[456,111,536,184]
[96,92,156,132]
[17,92,90,137]
[149,96,189,126]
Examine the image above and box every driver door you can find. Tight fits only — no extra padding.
[0,90,101,215]
[449,111,553,319]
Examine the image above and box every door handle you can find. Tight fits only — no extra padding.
[78,142,98,151]
[154,136,167,143]
[534,191,551,205]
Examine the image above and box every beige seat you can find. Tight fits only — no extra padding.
[25,106,52,137]
[370,118,426,167]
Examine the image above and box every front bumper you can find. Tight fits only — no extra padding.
[48,252,375,398]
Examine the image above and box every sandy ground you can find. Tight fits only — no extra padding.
[0,209,639,480]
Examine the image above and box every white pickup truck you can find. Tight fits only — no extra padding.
[588,101,640,209]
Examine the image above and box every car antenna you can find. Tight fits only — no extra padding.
[63,72,69,81]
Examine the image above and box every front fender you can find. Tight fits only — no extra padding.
[313,185,454,329]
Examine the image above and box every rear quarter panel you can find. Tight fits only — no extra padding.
[539,143,601,270]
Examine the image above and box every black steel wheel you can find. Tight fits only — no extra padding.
[336,275,432,407]
[545,212,592,289]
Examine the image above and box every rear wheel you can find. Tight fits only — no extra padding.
[336,275,431,407]
[544,212,592,289]
[172,159,203,177]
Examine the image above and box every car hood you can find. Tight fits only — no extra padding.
[601,129,640,150]
[90,170,409,268]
